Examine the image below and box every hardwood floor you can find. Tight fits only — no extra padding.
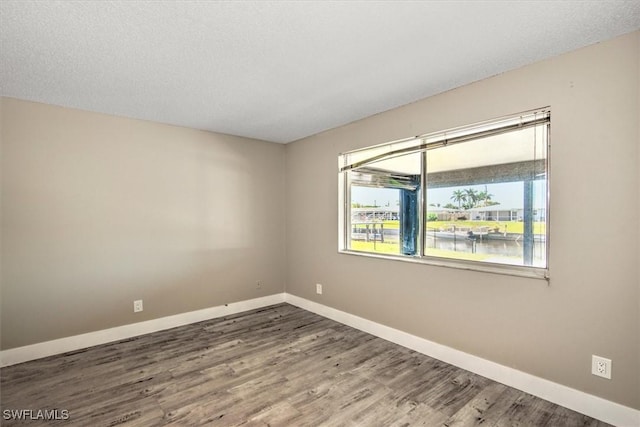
[1,304,611,426]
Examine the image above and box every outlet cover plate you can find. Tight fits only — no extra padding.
[316,283,323,295]
[591,355,611,379]
[133,300,143,313]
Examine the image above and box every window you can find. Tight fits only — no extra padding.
[338,109,550,278]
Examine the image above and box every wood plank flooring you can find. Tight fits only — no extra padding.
[1,304,611,426]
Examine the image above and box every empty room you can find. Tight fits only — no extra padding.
[1,1,639,426]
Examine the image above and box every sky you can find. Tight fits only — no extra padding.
[351,181,547,210]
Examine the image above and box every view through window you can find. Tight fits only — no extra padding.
[339,109,549,275]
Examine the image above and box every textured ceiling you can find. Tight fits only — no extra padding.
[1,1,640,143]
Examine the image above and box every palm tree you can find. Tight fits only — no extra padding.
[464,188,479,209]
[477,190,494,207]
[450,190,466,209]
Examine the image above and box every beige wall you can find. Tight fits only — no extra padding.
[1,31,638,411]
[0,98,286,349]
[286,32,640,409]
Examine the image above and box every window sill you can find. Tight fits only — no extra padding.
[339,249,549,281]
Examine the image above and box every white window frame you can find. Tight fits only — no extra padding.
[338,108,550,280]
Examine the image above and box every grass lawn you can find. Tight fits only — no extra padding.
[350,240,401,255]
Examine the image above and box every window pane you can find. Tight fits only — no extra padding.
[347,152,421,256]
[350,186,401,254]
[425,125,547,268]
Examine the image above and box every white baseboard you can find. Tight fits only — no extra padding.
[284,293,640,427]
[2,292,637,426]
[0,293,286,368]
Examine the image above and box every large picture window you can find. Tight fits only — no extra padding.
[338,109,550,278]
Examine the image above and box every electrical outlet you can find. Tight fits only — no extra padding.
[316,283,323,295]
[133,299,143,313]
[591,355,611,379]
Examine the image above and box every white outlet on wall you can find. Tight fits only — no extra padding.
[316,283,323,295]
[591,355,611,379]
[133,299,143,313]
